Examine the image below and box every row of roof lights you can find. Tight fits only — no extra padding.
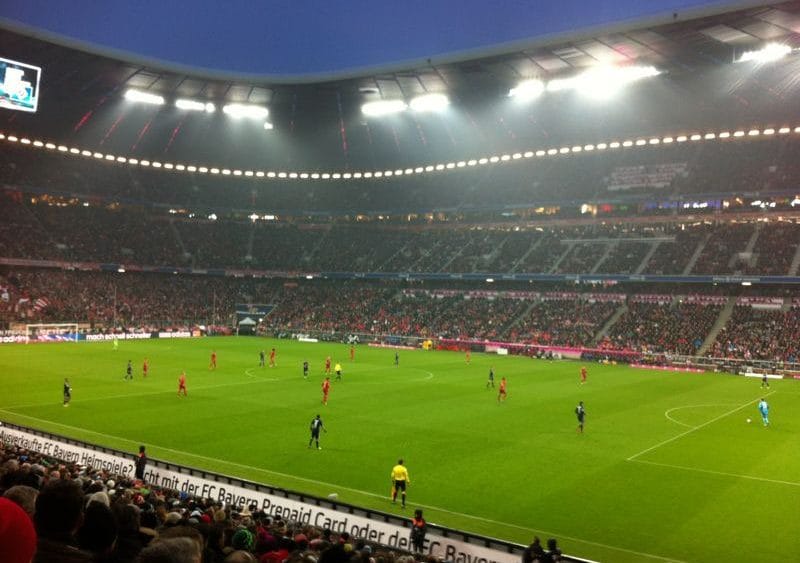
[362,93,449,117]
[125,89,272,127]
[509,65,661,101]
[2,125,799,181]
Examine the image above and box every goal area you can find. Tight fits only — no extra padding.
[25,323,79,343]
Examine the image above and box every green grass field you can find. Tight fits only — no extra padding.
[0,337,797,562]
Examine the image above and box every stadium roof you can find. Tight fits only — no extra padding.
[1,1,800,170]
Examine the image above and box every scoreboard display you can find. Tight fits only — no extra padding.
[0,56,41,113]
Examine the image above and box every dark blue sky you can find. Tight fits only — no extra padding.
[1,0,744,76]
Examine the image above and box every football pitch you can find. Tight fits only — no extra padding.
[0,337,797,562]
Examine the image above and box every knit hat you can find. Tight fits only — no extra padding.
[0,497,37,563]
[232,528,255,551]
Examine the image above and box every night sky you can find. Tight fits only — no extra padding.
[2,1,742,76]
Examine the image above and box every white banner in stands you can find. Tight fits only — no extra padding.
[0,425,518,563]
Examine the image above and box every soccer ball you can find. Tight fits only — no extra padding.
[746,418,751,424]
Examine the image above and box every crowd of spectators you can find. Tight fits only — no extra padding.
[3,187,800,276]
[707,305,800,362]
[690,223,755,275]
[4,265,800,361]
[1,438,471,563]
[603,302,722,355]
[508,298,619,347]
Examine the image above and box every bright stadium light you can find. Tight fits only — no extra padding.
[547,65,660,99]
[176,99,215,112]
[124,89,165,105]
[361,99,407,117]
[509,79,544,101]
[222,103,269,120]
[409,93,449,112]
[737,43,792,63]
[263,122,274,130]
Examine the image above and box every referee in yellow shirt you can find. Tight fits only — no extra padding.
[391,458,410,508]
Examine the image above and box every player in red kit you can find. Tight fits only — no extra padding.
[580,366,587,385]
[178,371,187,397]
[465,349,471,364]
[322,377,331,405]
[350,345,355,361]
[142,358,149,378]
[498,377,507,403]
[324,356,331,375]
[209,351,217,370]
[269,348,276,367]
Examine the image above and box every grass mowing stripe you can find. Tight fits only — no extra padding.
[629,458,800,488]
[628,391,776,461]
[0,407,686,563]
[4,376,281,410]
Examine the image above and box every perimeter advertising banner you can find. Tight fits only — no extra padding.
[0,425,521,563]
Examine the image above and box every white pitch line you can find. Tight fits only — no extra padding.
[0,409,683,562]
[628,392,775,461]
[663,404,737,429]
[630,458,800,488]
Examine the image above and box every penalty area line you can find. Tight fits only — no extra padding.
[629,458,800,488]
[628,391,775,461]
[0,409,681,562]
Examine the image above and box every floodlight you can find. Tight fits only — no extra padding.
[778,127,790,134]
[263,122,274,130]
[176,99,214,112]
[737,43,791,63]
[124,89,165,105]
[548,65,660,99]
[222,103,269,120]
[509,79,544,100]
[33,140,43,147]
[409,93,449,112]
[361,100,407,117]
[20,138,30,144]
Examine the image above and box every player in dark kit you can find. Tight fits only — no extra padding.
[303,360,309,379]
[135,445,147,481]
[259,350,266,368]
[761,373,770,389]
[63,378,72,406]
[576,401,586,433]
[125,360,133,380]
[308,414,326,449]
[486,367,495,388]
[394,352,400,367]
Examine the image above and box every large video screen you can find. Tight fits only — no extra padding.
[0,56,41,113]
